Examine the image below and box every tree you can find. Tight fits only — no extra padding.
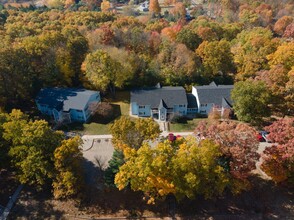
[195,120,260,191]
[101,0,111,12]
[261,118,294,184]
[149,0,161,15]
[156,41,198,85]
[255,66,290,116]
[176,27,202,51]
[273,16,293,36]
[231,79,272,124]
[53,136,84,199]
[82,50,132,96]
[3,110,64,189]
[115,136,247,204]
[109,116,160,150]
[196,39,236,79]
[267,41,294,72]
[231,27,277,79]
[104,149,125,186]
[169,2,186,20]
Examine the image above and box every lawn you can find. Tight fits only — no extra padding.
[169,118,207,132]
[65,91,130,135]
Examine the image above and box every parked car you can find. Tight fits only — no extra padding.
[257,133,264,142]
[261,131,271,143]
[168,133,176,142]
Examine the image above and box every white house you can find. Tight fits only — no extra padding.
[130,86,194,121]
[192,82,233,115]
[36,88,100,123]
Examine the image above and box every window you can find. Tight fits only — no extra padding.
[139,106,145,109]
[179,104,185,107]
[76,110,82,112]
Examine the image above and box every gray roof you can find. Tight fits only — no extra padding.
[36,88,98,111]
[195,83,233,107]
[131,87,188,108]
[187,94,198,108]
[158,99,168,109]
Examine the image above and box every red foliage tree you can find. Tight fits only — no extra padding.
[195,120,260,181]
[261,118,294,184]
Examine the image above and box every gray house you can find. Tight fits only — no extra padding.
[130,86,189,121]
[192,82,233,115]
[36,88,100,123]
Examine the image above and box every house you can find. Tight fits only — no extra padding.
[130,86,189,121]
[36,88,100,123]
[192,82,233,116]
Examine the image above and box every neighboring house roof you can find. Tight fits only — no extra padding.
[194,83,233,107]
[187,94,198,108]
[131,87,188,109]
[36,88,98,111]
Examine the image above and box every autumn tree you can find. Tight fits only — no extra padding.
[273,16,293,36]
[196,39,235,79]
[53,136,84,199]
[195,120,259,190]
[231,79,272,124]
[109,116,160,150]
[101,0,111,12]
[261,118,294,184]
[231,27,278,79]
[169,2,186,20]
[156,41,198,85]
[149,0,161,16]
[3,110,64,188]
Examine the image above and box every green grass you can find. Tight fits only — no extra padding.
[83,123,110,135]
[64,91,130,135]
[169,118,207,132]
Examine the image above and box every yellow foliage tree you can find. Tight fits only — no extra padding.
[149,0,161,15]
[53,136,84,199]
[101,0,111,12]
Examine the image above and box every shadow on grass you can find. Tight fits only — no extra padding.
[177,175,294,219]
[9,187,65,220]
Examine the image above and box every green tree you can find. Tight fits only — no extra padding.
[110,116,160,150]
[176,27,202,51]
[104,149,125,186]
[82,50,132,96]
[53,136,84,199]
[231,79,272,124]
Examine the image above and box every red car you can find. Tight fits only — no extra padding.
[168,133,176,142]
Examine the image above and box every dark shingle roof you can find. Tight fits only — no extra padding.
[195,83,233,107]
[131,87,188,108]
[36,88,98,111]
[158,99,168,109]
[187,94,198,108]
